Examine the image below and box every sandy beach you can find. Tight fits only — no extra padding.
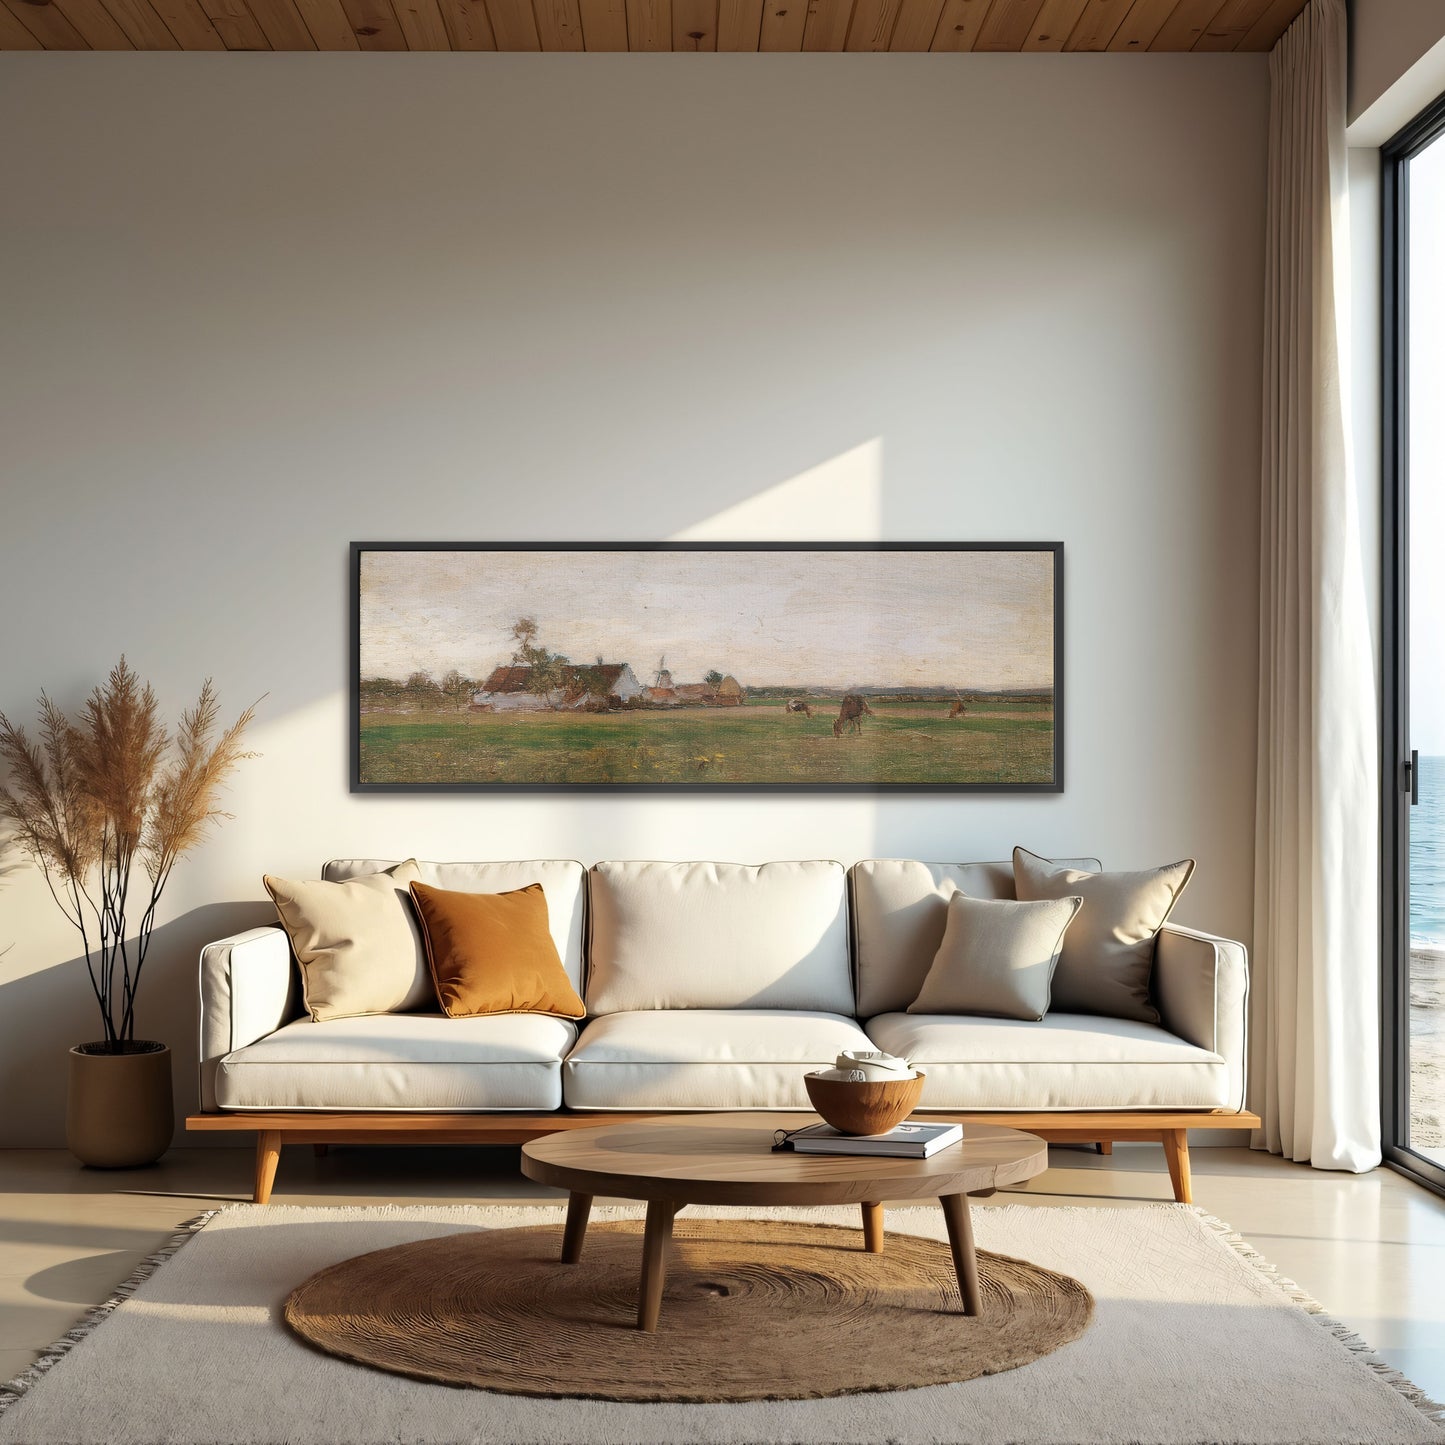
[1411,948,1445,1154]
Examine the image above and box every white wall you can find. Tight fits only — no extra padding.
[1348,0,1445,144]
[0,54,1269,1146]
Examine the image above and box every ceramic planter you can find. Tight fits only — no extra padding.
[66,1042,174,1168]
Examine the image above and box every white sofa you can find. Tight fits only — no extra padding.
[191,857,1252,1203]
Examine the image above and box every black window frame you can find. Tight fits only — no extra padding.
[1382,89,1445,1197]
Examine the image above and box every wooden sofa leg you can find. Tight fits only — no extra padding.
[1097,1140,1112,1155]
[1162,1129,1192,1204]
[254,1131,282,1204]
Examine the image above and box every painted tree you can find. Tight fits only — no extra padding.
[510,617,568,707]
[404,670,441,706]
[439,669,472,710]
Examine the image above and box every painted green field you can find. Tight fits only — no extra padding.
[358,701,1054,786]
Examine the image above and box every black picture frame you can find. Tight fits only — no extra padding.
[350,541,1064,795]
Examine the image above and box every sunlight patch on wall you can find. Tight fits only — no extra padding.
[668,440,884,542]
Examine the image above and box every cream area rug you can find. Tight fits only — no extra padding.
[1,1202,1440,1445]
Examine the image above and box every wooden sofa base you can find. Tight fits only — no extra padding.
[186,1109,1260,1207]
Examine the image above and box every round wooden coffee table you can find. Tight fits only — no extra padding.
[521,1113,1047,1331]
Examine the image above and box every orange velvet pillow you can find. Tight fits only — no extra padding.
[408,881,586,1020]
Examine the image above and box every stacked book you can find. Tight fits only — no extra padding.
[777,1121,963,1158]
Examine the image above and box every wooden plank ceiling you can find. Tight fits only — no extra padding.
[0,0,1308,50]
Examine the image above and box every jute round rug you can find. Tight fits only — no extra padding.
[283,1217,1093,1402]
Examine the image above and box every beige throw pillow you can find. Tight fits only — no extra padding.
[908,892,1083,1021]
[264,860,431,1022]
[1012,847,1195,1024]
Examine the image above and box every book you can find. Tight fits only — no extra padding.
[774,1121,964,1159]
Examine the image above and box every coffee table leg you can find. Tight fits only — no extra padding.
[940,1192,983,1316]
[561,1191,593,1263]
[861,1201,884,1253]
[637,1198,676,1332]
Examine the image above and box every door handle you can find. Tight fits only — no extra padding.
[1408,748,1420,806]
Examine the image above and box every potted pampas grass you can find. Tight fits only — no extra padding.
[0,660,256,1167]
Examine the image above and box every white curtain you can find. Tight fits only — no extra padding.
[1251,0,1381,1173]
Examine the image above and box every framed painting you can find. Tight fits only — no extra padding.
[351,542,1063,792]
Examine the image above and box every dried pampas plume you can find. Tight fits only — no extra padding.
[0,659,259,1050]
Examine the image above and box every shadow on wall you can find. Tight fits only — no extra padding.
[0,902,273,1149]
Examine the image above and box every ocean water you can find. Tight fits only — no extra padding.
[1412,755,1445,948]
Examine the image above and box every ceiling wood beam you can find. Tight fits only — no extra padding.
[1146,0,1218,48]
[146,0,227,45]
[577,0,625,43]
[887,0,940,48]
[535,0,584,45]
[672,0,716,48]
[0,0,46,40]
[196,0,268,43]
[484,0,539,43]
[971,0,1040,48]
[52,0,138,41]
[624,0,667,46]
[757,0,804,46]
[1063,0,1130,48]
[435,0,494,42]
[928,0,989,49]
[288,0,357,42]
[1237,0,1294,48]
[845,0,901,49]
[800,0,849,49]
[337,0,404,46]
[240,0,315,45]
[0,0,1310,48]
[1019,0,1081,49]
[389,0,448,44]
[716,0,760,46]
[1192,0,1267,49]
[51,0,134,43]
[99,0,181,46]
[975,0,1043,49]
[1105,0,1169,50]
[4,0,91,44]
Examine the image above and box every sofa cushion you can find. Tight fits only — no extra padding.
[851,857,1101,1017]
[562,1009,873,1110]
[323,859,586,992]
[215,1013,577,1111]
[264,861,430,1022]
[1013,847,1195,1025]
[409,881,586,1020]
[585,861,852,1014]
[908,893,1083,1021]
[866,1012,1230,1110]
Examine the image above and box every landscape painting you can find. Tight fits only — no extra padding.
[352,544,1062,791]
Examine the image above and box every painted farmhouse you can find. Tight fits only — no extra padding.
[472,662,645,712]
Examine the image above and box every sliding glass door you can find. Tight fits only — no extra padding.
[1384,94,1445,1191]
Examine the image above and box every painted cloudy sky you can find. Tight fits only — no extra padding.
[359,549,1055,692]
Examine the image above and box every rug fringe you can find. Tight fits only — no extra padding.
[0,1210,219,1418]
[1189,1204,1445,1426]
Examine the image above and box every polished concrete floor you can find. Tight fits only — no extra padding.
[1,1142,1443,1405]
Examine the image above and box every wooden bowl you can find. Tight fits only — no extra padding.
[804,1070,926,1136]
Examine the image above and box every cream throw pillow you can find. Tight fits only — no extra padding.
[264,860,431,1022]
[1012,847,1195,1024]
[908,893,1083,1021]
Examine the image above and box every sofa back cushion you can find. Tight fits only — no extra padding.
[586,860,852,1014]
[323,859,587,992]
[851,857,1101,1017]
